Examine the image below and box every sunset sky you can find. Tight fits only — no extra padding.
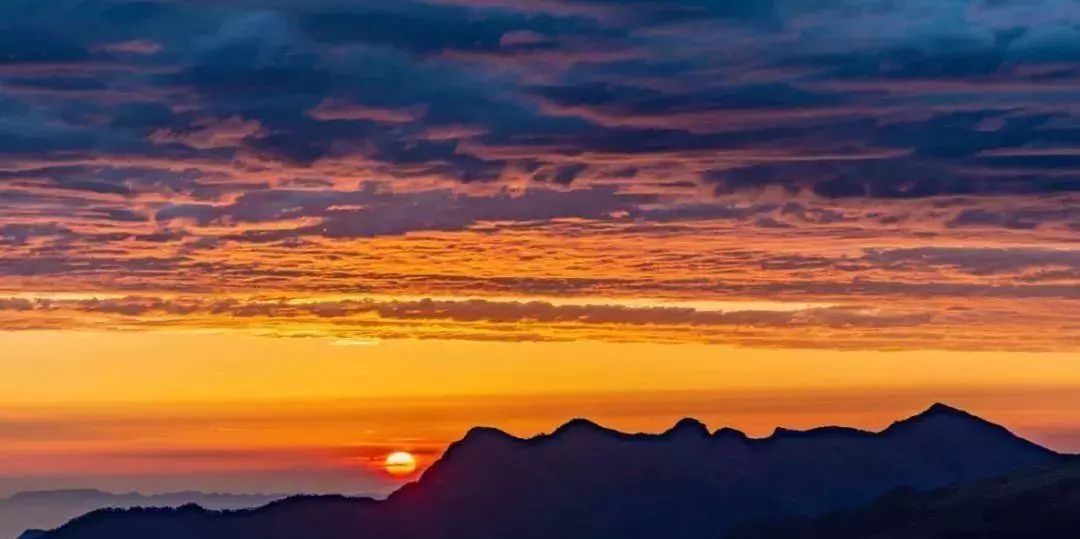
[1,0,1078,497]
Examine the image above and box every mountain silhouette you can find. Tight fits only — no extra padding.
[29,404,1063,539]
[0,490,281,539]
[729,460,1080,538]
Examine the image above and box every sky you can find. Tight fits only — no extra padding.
[0,0,1078,496]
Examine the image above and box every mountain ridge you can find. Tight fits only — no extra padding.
[1,489,285,539]
[436,402,1044,454]
[30,403,1066,539]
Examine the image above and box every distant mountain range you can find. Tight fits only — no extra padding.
[24,404,1069,539]
[0,490,282,539]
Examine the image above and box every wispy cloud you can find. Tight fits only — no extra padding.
[0,293,1074,351]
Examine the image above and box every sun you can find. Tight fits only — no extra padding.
[384,451,417,476]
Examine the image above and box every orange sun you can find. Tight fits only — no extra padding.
[384,451,417,476]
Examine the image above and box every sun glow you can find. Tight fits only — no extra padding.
[384,451,417,476]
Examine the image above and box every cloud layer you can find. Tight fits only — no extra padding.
[0,0,1078,350]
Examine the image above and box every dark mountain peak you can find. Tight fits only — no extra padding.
[760,404,1003,445]
[441,418,716,470]
[880,403,1059,460]
[886,402,1007,433]
[920,402,978,419]
[459,425,519,444]
[434,426,521,467]
[771,426,797,437]
[713,426,750,440]
[551,418,614,437]
[664,417,710,438]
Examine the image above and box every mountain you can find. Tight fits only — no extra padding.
[30,404,1063,539]
[729,460,1080,538]
[0,490,282,539]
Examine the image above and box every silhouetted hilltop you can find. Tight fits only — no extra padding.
[33,404,1063,539]
[730,460,1080,538]
[1,490,282,539]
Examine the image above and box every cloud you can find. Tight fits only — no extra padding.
[156,185,651,237]
[92,39,163,55]
[150,117,268,150]
[0,293,1075,351]
[307,99,427,123]
[2,0,1076,197]
[0,0,1077,351]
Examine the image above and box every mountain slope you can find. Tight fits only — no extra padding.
[33,404,1063,539]
[730,460,1080,538]
[0,490,281,539]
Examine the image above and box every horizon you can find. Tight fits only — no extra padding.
[1,396,1072,499]
[0,400,1056,500]
[2,0,1079,509]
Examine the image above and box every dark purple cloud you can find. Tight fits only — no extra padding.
[0,0,1078,201]
[156,185,652,237]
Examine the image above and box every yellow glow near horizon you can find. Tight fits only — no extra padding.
[4,330,1080,407]
[3,329,1080,493]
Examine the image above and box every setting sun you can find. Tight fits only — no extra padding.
[385,452,418,477]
